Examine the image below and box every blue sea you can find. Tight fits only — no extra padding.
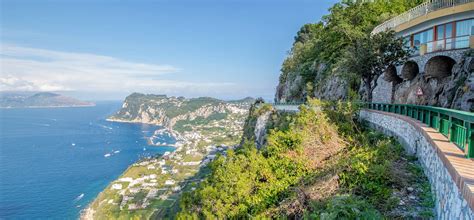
[0,102,175,219]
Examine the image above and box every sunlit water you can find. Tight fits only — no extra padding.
[0,102,175,219]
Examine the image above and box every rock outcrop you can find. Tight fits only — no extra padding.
[254,111,272,149]
[275,63,349,103]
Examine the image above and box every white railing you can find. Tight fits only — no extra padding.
[372,0,473,34]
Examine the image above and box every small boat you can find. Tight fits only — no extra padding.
[143,148,147,151]
[104,153,111,157]
[75,193,84,201]
[71,143,76,146]
[114,150,120,154]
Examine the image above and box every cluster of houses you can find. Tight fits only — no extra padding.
[100,105,248,213]
[106,140,234,211]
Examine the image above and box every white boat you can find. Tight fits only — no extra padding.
[143,148,146,151]
[114,150,120,154]
[75,193,84,201]
[71,143,76,146]
[104,153,111,157]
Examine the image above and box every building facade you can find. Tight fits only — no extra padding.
[371,0,474,105]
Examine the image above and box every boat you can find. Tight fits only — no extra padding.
[104,153,111,157]
[114,150,120,154]
[75,193,84,201]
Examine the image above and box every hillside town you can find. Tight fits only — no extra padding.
[83,98,251,219]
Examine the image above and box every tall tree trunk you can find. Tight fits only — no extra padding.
[365,80,373,102]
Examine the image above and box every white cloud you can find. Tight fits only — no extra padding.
[0,44,235,96]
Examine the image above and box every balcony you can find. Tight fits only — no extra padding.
[412,35,472,56]
[372,0,474,35]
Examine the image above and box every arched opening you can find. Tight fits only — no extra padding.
[401,61,419,80]
[384,65,402,84]
[424,56,456,79]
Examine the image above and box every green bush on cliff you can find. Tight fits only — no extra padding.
[176,99,433,218]
[177,100,340,218]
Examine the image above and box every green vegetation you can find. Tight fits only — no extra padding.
[112,93,226,120]
[174,113,228,133]
[278,0,422,101]
[88,94,252,219]
[177,99,434,218]
[344,31,410,101]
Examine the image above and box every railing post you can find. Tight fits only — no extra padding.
[437,112,441,132]
[468,122,473,159]
[448,116,452,140]
[427,111,431,126]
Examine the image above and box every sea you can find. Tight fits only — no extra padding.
[0,102,176,219]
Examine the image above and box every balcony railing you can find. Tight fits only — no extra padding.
[365,103,474,159]
[412,35,471,55]
[372,0,474,34]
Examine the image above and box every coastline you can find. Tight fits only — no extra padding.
[81,118,183,220]
[81,113,243,219]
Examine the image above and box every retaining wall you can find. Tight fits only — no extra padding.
[360,109,474,219]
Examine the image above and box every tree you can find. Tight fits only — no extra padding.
[344,31,410,102]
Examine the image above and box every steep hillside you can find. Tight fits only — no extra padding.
[177,100,434,218]
[0,92,94,108]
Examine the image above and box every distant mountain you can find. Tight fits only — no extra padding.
[0,92,95,108]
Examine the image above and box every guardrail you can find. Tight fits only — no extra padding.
[372,0,473,34]
[272,102,305,106]
[365,103,474,159]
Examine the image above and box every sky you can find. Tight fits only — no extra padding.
[1,0,338,101]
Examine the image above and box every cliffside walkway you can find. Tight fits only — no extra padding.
[366,103,474,159]
[361,106,474,218]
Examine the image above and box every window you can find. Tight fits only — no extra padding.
[403,36,411,48]
[437,25,445,40]
[445,23,453,38]
[455,19,473,49]
[456,19,474,36]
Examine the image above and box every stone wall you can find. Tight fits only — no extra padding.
[359,109,474,219]
[408,49,470,75]
[372,75,393,103]
[372,49,473,111]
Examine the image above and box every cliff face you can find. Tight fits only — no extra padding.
[109,93,253,130]
[275,63,349,103]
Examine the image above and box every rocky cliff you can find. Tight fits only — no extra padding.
[109,93,254,130]
[275,63,349,103]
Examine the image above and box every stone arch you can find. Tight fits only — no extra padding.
[384,65,402,84]
[401,61,419,80]
[424,56,456,79]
